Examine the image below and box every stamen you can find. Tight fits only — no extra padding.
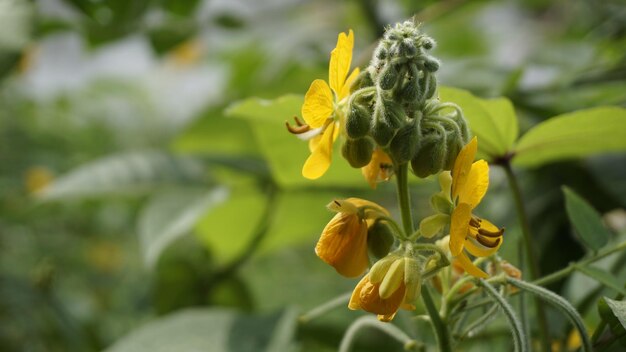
[478,227,505,238]
[285,117,311,134]
[475,235,501,248]
[469,217,481,228]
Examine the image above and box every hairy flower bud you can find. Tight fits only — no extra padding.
[379,64,400,90]
[367,221,395,259]
[389,123,419,164]
[346,104,372,139]
[342,137,374,168]
[410,135,446,178]
[350,68,375,92]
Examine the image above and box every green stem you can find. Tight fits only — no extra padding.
[395,163,414,236]
[502,161,551,352]
[339,316,421,352]
[422,286,453,352]
[299,292,351,324]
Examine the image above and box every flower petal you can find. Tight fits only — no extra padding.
[339,67,360,100]
[449,203,472,256]
[302,79,334,128]
[451,137,478,202]
[348,275,369,310]
[329,30,354,94]
[464,237,500,257]
[302,124,335,179]
[457,160,489,208]
[346,197,390,217]
[419,213,450,238]
[315,212,369,277]
[455,251,488,278]
[361,148,393,189]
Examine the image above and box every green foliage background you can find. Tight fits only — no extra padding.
[1,0,625,351]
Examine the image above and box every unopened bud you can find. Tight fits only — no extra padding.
[443,139,462,171]
[341,137,374,168]
[389,123,419,163]
[379,258,405,299]
[350,69,374,92]
[367,221,395,260]
[345,104,372,139]
[379,64,399,90]
[403,257,421,305]
[422,73,437,100]
[423,57,440,72]
[410,136,446,178]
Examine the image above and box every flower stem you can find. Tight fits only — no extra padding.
[422,286,453,352]
[501,161,551,351]
[395,163,414,236]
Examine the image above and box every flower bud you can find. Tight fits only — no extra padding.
[346,104,372,139]
[350,69,375,92]
[342,137,374,168]
[379,64,400,90]
[410,136,446,178]
[379,258,405,299]
[443,138,462,171]
[371,100,403,147]
[403,257,421,305]
[423,57,440,72]
[396,64,421,105]
[389,123,419,164]
[367,221,395,260]
[422,73,437,100]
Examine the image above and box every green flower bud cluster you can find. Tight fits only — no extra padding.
[341,20,469,178]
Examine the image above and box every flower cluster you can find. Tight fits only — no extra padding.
[289,22,510,322]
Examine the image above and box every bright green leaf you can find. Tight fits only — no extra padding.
[438,86,518,160]
[138,187,229,268]
[513,106,626,167]
[575,266,626,296]
[104,308,299,352]
[563,186,610,251]
[604,297,626,330]
[37,151,207,201]
[226,95,370,189]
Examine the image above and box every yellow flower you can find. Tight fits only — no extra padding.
[348,256,418,322]
[448,137,504,278]
[287,30,360,179]
[361,148,394,189]
[315,198,388,277]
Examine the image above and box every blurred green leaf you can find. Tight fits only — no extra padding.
[563,186,610,251]
[575,265,626,296]
[104,308,299,352]
[513,106,626,167]
[226,95,369,189]
[604,297,626,330]
[38,151,207,200]
[439,86,518,160]
[0,0,33,52]
[138,187,229,268]
[160,0,201,17]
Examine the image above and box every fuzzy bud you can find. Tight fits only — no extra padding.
[341,137,374,168]
[350,69,375,92]
[367,221,395,260]
[379,64,400,90]
[389,123,419,164]
[410,135,446,178]
[345,104,372,139]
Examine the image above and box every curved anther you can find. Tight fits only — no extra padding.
[285,116,311,134]
[478,227,505,238]
[476,235,501,248]
[469,217,482,228]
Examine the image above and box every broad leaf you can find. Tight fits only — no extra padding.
[563,186,610,251]
[513,106,626,167]
[226,95,370,189]
[604,297,626,330]
[138,187,229,268]
[104,308,299,352]
[37,151,206,200]
[439,86,518,160]
[575,266,626,296]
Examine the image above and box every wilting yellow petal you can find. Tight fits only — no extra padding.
[339,68,360,100]
[328,30,354,94]
[457,160,489,208]
[455,251,488,278]
[451,137,477,202]
[449,203,472,256]
[419,213,450,238]
[302,79,334,128]
[302,124,335,179]
[315,212,368,277]
[356,276,406,318]
[346,197,390,217]
[348,275,369,310]
[361,148,393,189]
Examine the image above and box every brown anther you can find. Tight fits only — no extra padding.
[478,227,505,238]
[285,117,311,134]
[476,235,501,248]
[469,217,482,228]
[334,200,341,207]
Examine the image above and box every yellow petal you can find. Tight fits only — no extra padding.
[449,203,472,256]
[464,237,500,257]
[451,137,478,202]
[369,255,398,284]
[457,160,489,208]
[438,171,452,196]
[302,124,335,179]
[315,212,369,277]
[379,258,405,299]
[339,68,360,100]
[346,197,390,217]
[328,30,354,94]
[358,279,406,317]
[348,275,369,310]
[419,213,450,238]
[455,251,488,278]
[302,79,334,128]
[361,148,393,189]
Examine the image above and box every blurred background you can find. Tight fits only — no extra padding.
[1,0,625,351]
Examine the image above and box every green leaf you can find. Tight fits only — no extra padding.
[138,187,229,268]
[37,151,207,200]
[604,297,626,330]
[513,106,626,167]
[104,308,299,352]
[563,186,611,251]
[438,86,518,160]
[226,95,369,189]
[575,265,626,296]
